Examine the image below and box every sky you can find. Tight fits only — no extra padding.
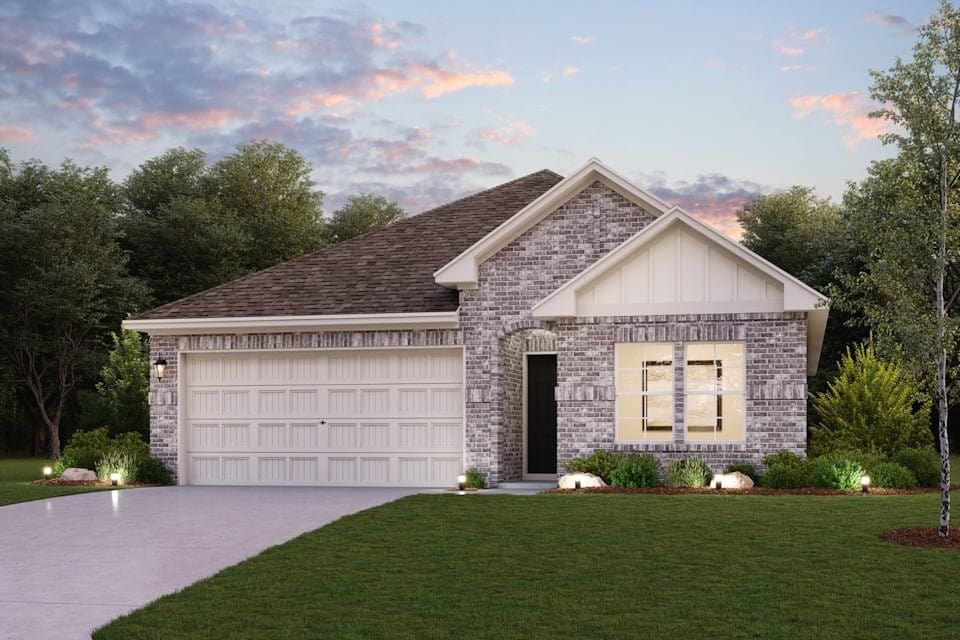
[0,0,941,237]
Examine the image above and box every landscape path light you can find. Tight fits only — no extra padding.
[42,466,52,480]
[860,474,871,494]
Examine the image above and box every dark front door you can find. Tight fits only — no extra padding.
[527,354,557,474]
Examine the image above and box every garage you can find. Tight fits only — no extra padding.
[182,347,464,486]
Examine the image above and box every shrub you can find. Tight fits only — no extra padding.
[871,462,919,489]
[78,329,150,439]
[109,431,150,459]
[96,450,139,484]
[665,458,712,487]
[53,447,102,475]
[832,449,887,475]
[723,461,761,484]
[810,455,864,490]
[762,450,809,470]
[760,463,810,489]
[609,454,661,488]
[566,450,621,484]
[810,342,932,457]
[65,427,112,453]
[892,448,941,487]
[136,456,172,485]
[464,468,486,490]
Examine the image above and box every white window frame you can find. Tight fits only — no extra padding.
[684,342,746,443]
[615,343,674,443]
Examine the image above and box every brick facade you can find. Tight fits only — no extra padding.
[147,180,811,485]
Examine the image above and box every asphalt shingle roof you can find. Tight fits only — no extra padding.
[135,169,564,319]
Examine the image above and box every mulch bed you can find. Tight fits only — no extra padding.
[879,527,960,549]
[31,479,149,487]
[548,484,958,496]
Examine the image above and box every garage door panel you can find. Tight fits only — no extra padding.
[184,348,463,486]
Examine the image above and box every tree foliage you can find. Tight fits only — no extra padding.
[325,193,405,243]
[0,158,146,457]
[810,343,932,457]
[78,328,150,439]
[122,141,325,306]
[858,0,960,535]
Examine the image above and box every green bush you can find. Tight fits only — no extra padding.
[136,456,172,485]
[831,449,887,475]
[665,458,712,488]
[762,450,809,470]
[78,329,150,439]
[609,454,661,488]
[65,427,112,453]
[892,448,941,487]
[810,455,864,490]
[109,431,150,459]
[465,468,486,490]
[53,447,102,475]
[566,450,621,484]
[96,450,139,484]
[723,461,761,484]
[810,342,932,457]
[760,463,810,489]
[871,462,919,489]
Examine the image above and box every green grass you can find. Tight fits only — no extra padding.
[96,491,960,640]
[0,457,110,507]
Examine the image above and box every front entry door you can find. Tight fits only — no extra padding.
[526,354,557,474]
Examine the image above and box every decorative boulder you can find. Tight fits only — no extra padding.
[60,468,97,482]
[710,471,754,490]
[558,472,607,489]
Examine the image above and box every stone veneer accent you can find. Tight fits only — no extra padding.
[147,329,461,482]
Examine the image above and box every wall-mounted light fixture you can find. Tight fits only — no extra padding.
[860,474,871,494]
[42,466,52,480]
[154,357,167,381]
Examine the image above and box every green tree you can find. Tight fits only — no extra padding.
[209,140,325,272]
[810,342,932,457]
[0,157,147,457]
[737,186,843,287]
[78,329,150,439]
[325,193,405,243]
[863,0,960,535]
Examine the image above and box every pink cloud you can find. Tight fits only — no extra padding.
[570,35,594,44]
[864,11,914,35]
[0,126,37,142]
[789,91,894,148]
[410,62,514,98]
[477,121,534,147]
[85,107,244,146]
[799,28,828,42]
[777,45,805,57]
[562,66,581,76]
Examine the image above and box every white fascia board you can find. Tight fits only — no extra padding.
[123,311,460,335]
[434,158,672,289]
[806,307,829,375]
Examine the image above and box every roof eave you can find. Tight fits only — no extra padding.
[123,311,460,336]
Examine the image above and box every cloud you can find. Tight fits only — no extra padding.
[540,71,553,83]
[864,11,915,35]
[563,66,581,76]
[779,64,814,73]
[798,28,828,42]
[0,126,37,142]
[776,44,805,57]
[789,91,894,148]
[476,121,534,147]
[636,172,771,239]
[708,58,728,70]
[570,35,594,44]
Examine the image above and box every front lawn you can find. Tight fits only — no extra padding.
[96,491,959,640]
[0,457,110,507]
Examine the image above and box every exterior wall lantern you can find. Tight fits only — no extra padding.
[154,357,167,381]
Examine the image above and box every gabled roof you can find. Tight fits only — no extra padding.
[434,158,672,289]
[532,207,830,374]
[127,169,563,330]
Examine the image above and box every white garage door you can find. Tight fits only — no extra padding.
[182,348,464,487]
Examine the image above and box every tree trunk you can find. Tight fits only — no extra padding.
[938,154,952,538]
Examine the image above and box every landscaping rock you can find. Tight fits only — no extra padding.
[710,471,754,490]
[558,472,607,489]
[60,468,97,482]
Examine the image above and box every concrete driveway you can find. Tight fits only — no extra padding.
[0,486,420,640]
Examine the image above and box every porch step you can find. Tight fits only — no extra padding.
[495,480,558,492]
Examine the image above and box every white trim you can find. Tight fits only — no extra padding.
[124,311,459,335]
[434,158,672,288]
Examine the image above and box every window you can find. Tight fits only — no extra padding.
[615,343,673,442]
[615,342,746,444]
[685,343,745,442]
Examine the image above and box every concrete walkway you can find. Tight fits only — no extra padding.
[0,486,419,640]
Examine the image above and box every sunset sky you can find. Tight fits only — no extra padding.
[0,0,939,237]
